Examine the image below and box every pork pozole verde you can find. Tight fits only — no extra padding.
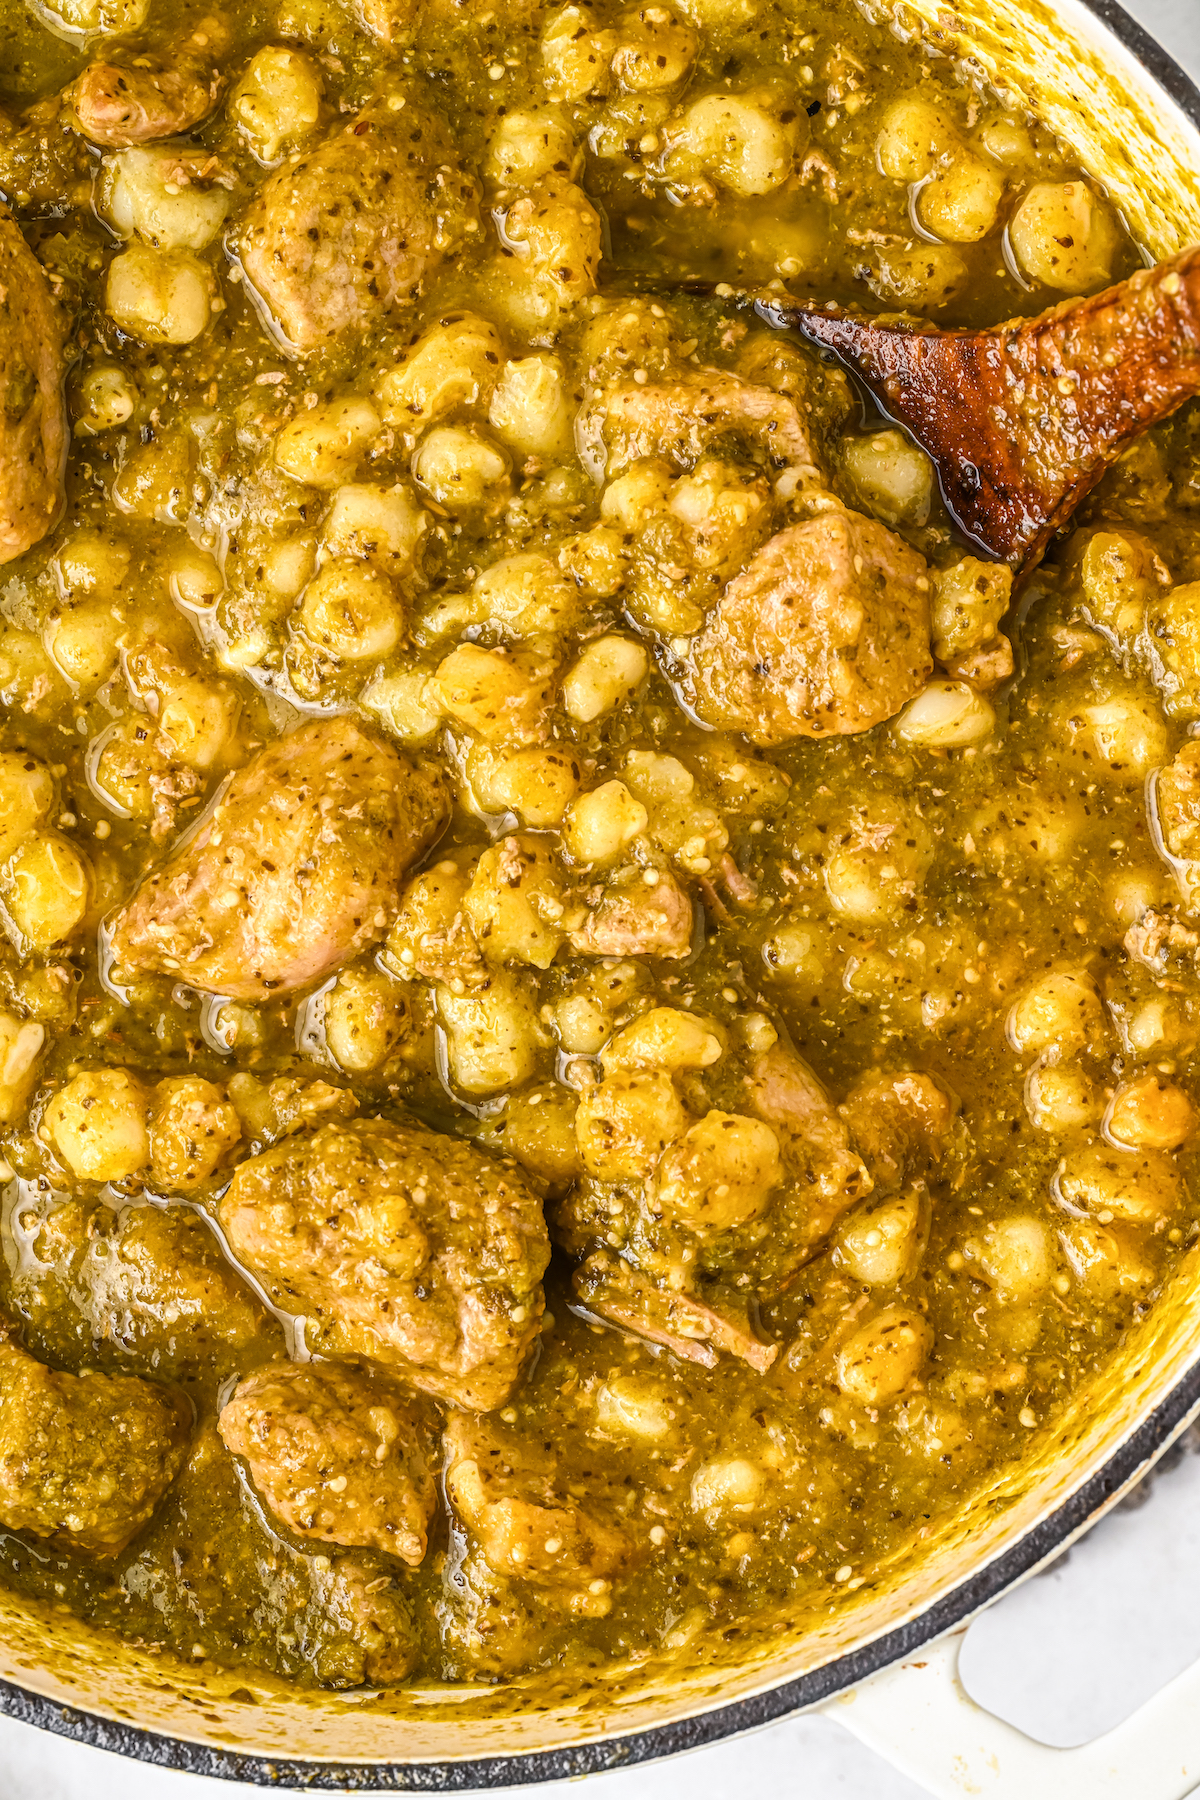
[0,0,1195,1695]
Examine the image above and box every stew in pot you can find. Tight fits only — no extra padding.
[0,0,1196,1696]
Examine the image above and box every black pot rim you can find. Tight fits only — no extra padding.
[1084,0,1200,129]
[4,0,1200,1787]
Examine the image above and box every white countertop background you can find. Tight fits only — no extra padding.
[3,2,1199,1794]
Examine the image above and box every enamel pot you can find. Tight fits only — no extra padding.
[3,3,1200,1791]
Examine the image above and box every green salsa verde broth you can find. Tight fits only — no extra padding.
[0,0,1194,1694]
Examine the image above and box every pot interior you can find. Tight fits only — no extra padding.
[4,0,1200,1777]
[7,1236,1200,1774]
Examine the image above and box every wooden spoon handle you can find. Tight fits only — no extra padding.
[759,246,1200,571]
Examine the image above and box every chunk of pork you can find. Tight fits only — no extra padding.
[0,212,66,565]
[70,18,227,145]
[220,1360,437,1562]
[218,1114,551,1409]
[110,717,448,1000]
[443,1412,631,1609]
[238,94,478,352]
[686,506,933,744]
[0,1330,189,1554]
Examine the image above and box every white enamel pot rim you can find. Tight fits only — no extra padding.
[3,2,1200,1789]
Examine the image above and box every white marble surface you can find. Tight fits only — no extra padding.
[3,3,1199,1795]
[1124,0,1199,76]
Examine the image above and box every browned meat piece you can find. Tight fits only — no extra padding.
[764,247,1200,573]
[0,1330,189,1554]
[714,851,758,908]
[237,94,478,353]
[568,865,695,959]
[736,327,854,442]
[436,1407,637,1676]
[436,1558,554,1679]
[839,1069,954,1189]
[13,1198,269,1371]
[72,65,220,146]
[300,1550,417,1682]
[109,717,448,1000]
[218,1114,551,1410]
[70,19,227,146]
[584,369,823,485]
[0,212,66,566]
[744,1040,872,1243]
[573,1251,777,1371]
[219,1361,436,1562]
[683,506,932,745]
[443,1412,632,1614]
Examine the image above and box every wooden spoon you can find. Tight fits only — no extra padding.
[756,245,1200,574]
